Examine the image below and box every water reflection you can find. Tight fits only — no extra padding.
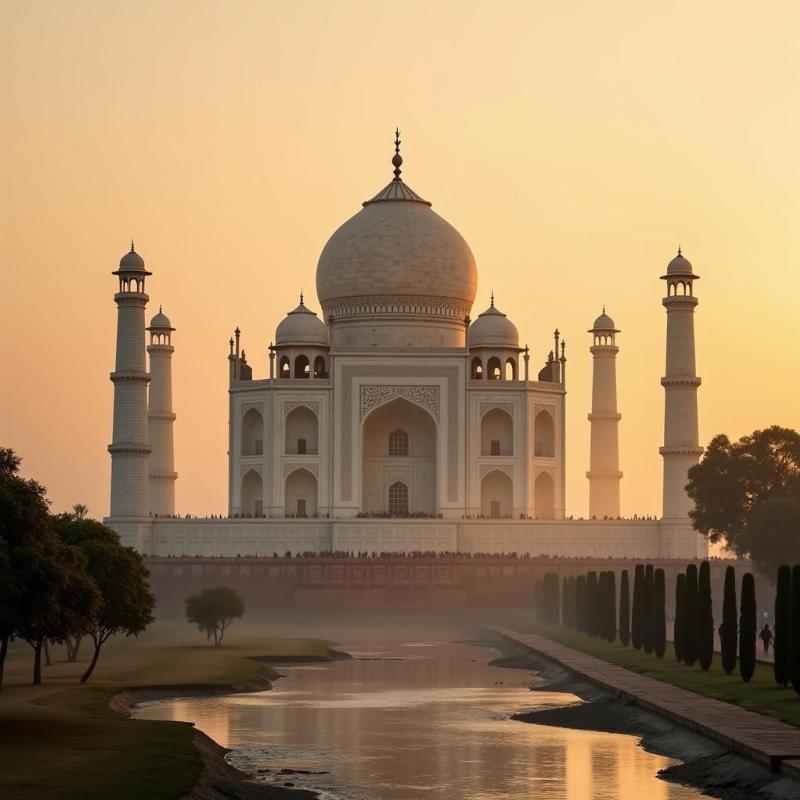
[136,635,708,800]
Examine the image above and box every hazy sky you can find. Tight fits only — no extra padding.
[2,0,799,520]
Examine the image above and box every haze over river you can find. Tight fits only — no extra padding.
[136,617,708,799]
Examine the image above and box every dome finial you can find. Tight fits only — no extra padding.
[300,290,304,306]
[392,128,403,180]
[603,304,606,314]
[490,291,495,308]
[678,245,682,256]
[131,238,135,252]
[159,304,162,313]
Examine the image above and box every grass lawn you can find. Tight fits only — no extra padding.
[510,619,800,728]
[0,621,335,800]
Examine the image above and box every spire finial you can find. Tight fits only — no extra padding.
[490,291,495,308]
[131,238,135,252]
[159,304,162,313]
[678,245,682,256]
[300,290,304,306]
[603,304,606,314]
[392,127,403,180]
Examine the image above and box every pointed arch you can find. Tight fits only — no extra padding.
[284,467,317,517]
[285,405,318,454]
[241,407,264,456]
[481,469,513,518]
[241,469,263,516]
[534,471,555,519]
[481,407,513,456]
[534,410,555,457]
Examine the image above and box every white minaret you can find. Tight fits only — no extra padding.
[109,242,151,517]
[146,308,177,515]
[660,249,703,520]
[587,309,622,518]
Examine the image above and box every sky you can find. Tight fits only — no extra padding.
[2,0,799,520]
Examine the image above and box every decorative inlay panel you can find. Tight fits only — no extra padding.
[479,402,514,418]
[325,295,471,321]
[340,365,460,502]
[284,400,320,416]
[479,464,515,480]
[283,462,319,478]
[360,385,439,422]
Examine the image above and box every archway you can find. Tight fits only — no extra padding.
[487,357,502,380]
[505,358,517,381]
[534,410,555,457]
[284,468,318,517]
[313,355,327,378]
[481,407,513,456]
[241,407,264,456]
[361,397,437,515]
[294,355,310,378]
[388,481,409,516]
[241,469,263,516]
[279,356,290,378]
[285,406,318,454]
[534,472,555,519]
[481,470,513,518]
[471,357,483,379]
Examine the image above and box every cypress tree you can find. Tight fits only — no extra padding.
[643,564,655,654]
[619,570,630,647]
[674,572,685,662]
[791,566,800,695]
[561,576,569,628]
[774,565,791,687]
[600,572,611,640]
[587,571,599,636]
[654,568,666,658]
[683,564,698,666]
[698,560,714,670]
[543,573,560,626]
[739,572,756,683]
[607,571,617,643]
[631,564,644,650]
[721,565,737,676]
[576,575,586,633]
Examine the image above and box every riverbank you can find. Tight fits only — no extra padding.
[491,627,800,800]
[0,622,345,800]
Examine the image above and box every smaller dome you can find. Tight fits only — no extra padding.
[590,309,618,332]
[118,241,147,271]
[664,248,697,278]
[275,296,329,346]
[468,299,519,348]
[148,307,173,330]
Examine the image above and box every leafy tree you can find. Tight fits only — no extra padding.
[674,572,685,662]
[739,572,757,683]
[686,427,800,565]
[52,517,156,683]
[746,497,800,580]
[774,564,791,687]
[791,566,800,695]
[619,570,630,647]
[643,564,654,654]
[683,564,698,666]
[185,586,245,647]
[654,568,666,658]
[698,560,714,670]
[631,565,644,650]
[721,565,738,675]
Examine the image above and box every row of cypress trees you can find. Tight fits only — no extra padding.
[772,564,800,695]
[629,564,667,657]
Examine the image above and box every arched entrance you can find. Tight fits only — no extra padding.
[241,469,263,516]
[481,469,513,518]
[285,406,318,454]
[285,468,318,518]
[480,407,513,456]
[361,397,437,515]
[534,472,555,519]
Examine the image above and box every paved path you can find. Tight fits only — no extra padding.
[493,627,800,777]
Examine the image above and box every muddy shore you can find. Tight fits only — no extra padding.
[482,633,800,800]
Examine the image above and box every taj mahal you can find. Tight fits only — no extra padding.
[106,134,707,560]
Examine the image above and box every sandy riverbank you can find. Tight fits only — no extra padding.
[482,633,800,800]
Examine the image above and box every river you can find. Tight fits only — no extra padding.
[135,620,709,799]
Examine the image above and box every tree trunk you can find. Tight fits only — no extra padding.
[66,636,82,662]
[0,634,8,691]
[33,639,44,685]
[80,640,102,684]
[43,640,51,667]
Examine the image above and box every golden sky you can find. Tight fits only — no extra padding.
[2,0,799,519]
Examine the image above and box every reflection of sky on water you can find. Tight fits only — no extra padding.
[136,636,708,800]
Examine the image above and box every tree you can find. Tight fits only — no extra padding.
[185,586,245,647]
[575,575,587,633]
[683,564,698,666]
[746,497,800,581]
[619,570,630,647]
[586,572,599,636]
[739,572,757,683]
[698,560,714,670]
[654,568,666,658]
[542,573,560,626]
[721,565,738,675]
[791,566,800,695]
[52,517,156,683]
[643,564,654,654]
[774,564,791,687]
[686,427,800,564]
[606,571,617,642]
[71,503,88,520]
[674,573,685,662]
[631,564,644,650]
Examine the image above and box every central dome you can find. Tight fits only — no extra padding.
[315,136,477,348]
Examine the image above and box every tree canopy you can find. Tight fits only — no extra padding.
[185,586,245,647]
[686,426,800,565]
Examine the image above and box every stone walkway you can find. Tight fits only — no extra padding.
[493,627,800,777]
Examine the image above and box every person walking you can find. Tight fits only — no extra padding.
[759,623,774,656]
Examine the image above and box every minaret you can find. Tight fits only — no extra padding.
[660,249,703,520]
[587,309,622,518]
[109,242,151,517]
[146,308,177,515]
